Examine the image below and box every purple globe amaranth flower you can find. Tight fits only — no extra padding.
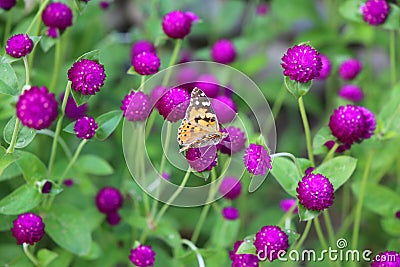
[6,34,34,58]
[156,87,190,122]
[219,176,242,200]
[396,211,400,219]
[162,172,170,181]
[186,146,218,172]
[149,86,167,107]
[196,74,219,98]
[0,0,16,10]
[120,91,151,121]
[361,0,390,26]
[338,59,362,80]
[218,126,246,154]
[371,251,400,267]
[211,96,238,124]
[185,11,199,23]
[338,84,364,102]
[316,54,331,80]
[96,187,124,214]
[63,178,74,187]
[60,93,87,120]
[254,225,289,262]
[329,105,376,145]
[74,116,98,139]
[11,213,45,245]
[42,2,73,38]
[106,211,121,226]
[16,86,58,130]
[129,245,156,267]
[162,10,192,39]
[41,181,52,194]
[256,3,270,16]
[230,240,259,267]
[99,1,110,9]
[324,140,351,153]
[243,144,272,176]
[132,52,160,76]
[177,66,198,86]
[68,59,106,95]
[280,199,298,214]
[281,44,322,83]
[131,40,156,57]
[211,39,237,64]
[297,173,334,211]
[222,206,239,220]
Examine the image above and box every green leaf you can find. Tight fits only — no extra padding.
[0,214,14,231]
[379,83,400,135]
[44,204,92,256]
[297,158,312,174]
[298,202,321,221]
[284,229,300,246]
[312,126,333,154]
[3,116,36,149]
[152,221,184,257]
[70,87,91,106]
[381,217,400,236]
[0,146,18,176]
[37,249,58,267]
[381,4,400,30]
[270,157,301,197]
[74,154,113,175]
[16,151,47,183]
[339,0,363,23]
[210,217,240,249]
[47,248,73,267]
[126,66,139,76]
[283,76,312,98]
[315,156,357,191]
[40,35,57,52]
[0,184,42,215]
[0,63,19,95]
[0,163,22,181]
[80,242,101,260]
[76,50,100,61]
[95,110,123,141]
[236,239,256,255]
[63,121,75,134]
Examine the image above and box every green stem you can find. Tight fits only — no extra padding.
[390,30,396,86]
[162,39,182,86]
[341,183,350,222]
[23,57,30,87]
[139,126,151,217]
[292,220,312,250]
[351,151,374,250]
[22,243,39,266]
[59,139,87,181]
[277,204,297,227]
[3,11,12,47]
[323,210,335,247]
[25,0,50,34]
[145,112,156,140]
[298,96,315,166]
[314,216,328,249]
[49,39,62,91]
[139,75,146,91]
[159,123,172,178]
[271,152,303,177]
[322,142,339,164]
[181,239,205,267]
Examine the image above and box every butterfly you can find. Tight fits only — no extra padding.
[177,87,228,152]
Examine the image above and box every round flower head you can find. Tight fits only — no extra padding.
[316,54,331,80]
[60,93,87,120]
[68,59,106,95]
[131,40,156,57]
[296,173,334,211]
[230,240,259,267]
[243,144,272,176]
[280,199,298,213]
[177,67,198,86]
[218,126,246,154]
[99,1,110,9]
[74,116,98,139]
[324,140,351,153]
[6,34,34,58]
[211,39,237,64]
[186,146,218,172]
[96,187,124,214]
[222,206,239,220]
[63,179,74,187]
[338,59,362,80]
[149,86,167,107]
[41,181,52,194]
[254,225,289,262]
[358,106,376,140]
[361,0,390,26]
[338,85,364,102]
[185,11,199,23]
[219,176,242,200]
[129,245,156,267]
[106,211,121,226]
[396,211,400,219]
[371,251,400,267]
[196,74,219,98]
[162,172,170,181]
[211,96,238,124]
[281,44,322,83]
[162,10,192,39]
[16,86,58,130]
[11,213,45,245]
[132,52,160,76]
[0,0,16,10]
[42,2,73,37]
[120,91,151,121]
[256,3,270,16]
[156,87,190,122]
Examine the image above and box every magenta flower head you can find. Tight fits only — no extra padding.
[396,211,400,219]
[211,39,237,64]
[185,11,199,23]
[211,96,238,124]
[120,91,151,121]
[254,225,289,262]
[219,176,242,200]
[338,59,362,80]
[371,251,400,267]
[0,0,16,10]
[74,116,98,139]
[16,86,58,130]
[244,144,272,176]
[11,213,45,245]
[324,140,351,153]
[68,59,106,95]
[297,173,334,211]
[338,85,364,102]
[99,1,110,9]
[41,181,52,194]
[129,245,156,267]
[222,206,240,220]
[5,34,34,58]
[218,126,246,155]
[42,2,73,38]
[96,187,123,214]
[281,44,322,83]
[329,105,376,145]
[280,199,298,214]
[106,211,121,226]
[162,10,192,39]
[256,3,270,16]
[361,0,390,26]
[149,86,167,107]
[316,54,332,80]
[156,87,190,122]
[196,74,219,98]
[60,93,87,120]
[63,179,74,187]
[186,146,218,172]
[131,40,156,57]
[132,52,160,76]
[230,240,259,267]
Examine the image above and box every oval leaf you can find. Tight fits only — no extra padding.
[0,146,18,177]
[0,63,19,96]
[70,87,91,106]
[75,154,113,175]
[0,184,42,215]
[37,249,58,267]
[3,116,36,149]
[76,50,100,61]
[16,151,47,183]
[270,157,301,197]
[236,239,256,255]
[95,110,123,141]
[298,202,321,221]
[315,156,357,191]
[312,126,333,155]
